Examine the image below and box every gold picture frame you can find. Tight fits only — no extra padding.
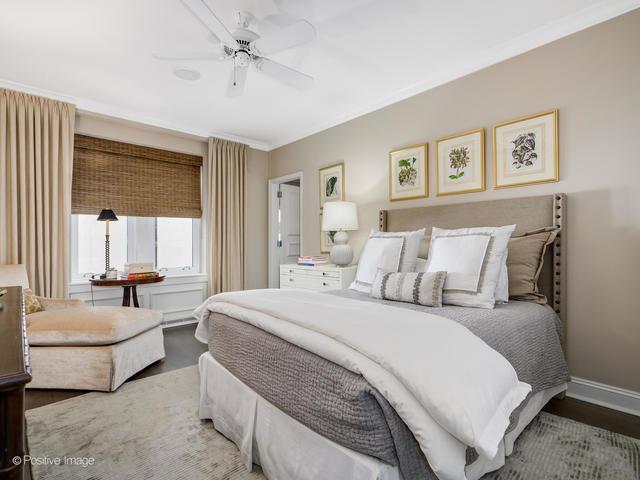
[493,109,559,189]
[435,128,485,196]
[388,143,428,202]
[319,212,336,253]
[319,162,345,208]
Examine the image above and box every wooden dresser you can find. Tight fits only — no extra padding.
[0,287,32,480]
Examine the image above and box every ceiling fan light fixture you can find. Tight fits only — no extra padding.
[173,68,201,81]
[235,51,251,67]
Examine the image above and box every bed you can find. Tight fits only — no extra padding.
[195,194,569,480]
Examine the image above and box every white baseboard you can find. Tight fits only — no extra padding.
[162,318,198,329]
[567,377,640,417]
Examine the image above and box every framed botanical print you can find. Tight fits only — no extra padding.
[493,109,558,188]
[436,128,485,196]
[319,162,344,208]
[319,213,336,253]
[388,143,428,201]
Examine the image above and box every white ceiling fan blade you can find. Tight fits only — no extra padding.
[273,0,313,21]
[152,50,226,61]
[181,0,239,50]
[226,66,248,97]
[254,58,313,90]
[250,20,316,56]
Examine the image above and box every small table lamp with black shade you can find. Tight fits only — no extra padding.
[322,201,359,266]
[97,209,118,278]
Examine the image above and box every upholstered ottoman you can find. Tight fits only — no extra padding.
[27,307,166,391]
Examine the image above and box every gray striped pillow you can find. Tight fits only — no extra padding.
[371,270,447,307]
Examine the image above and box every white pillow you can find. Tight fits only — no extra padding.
[495,253,509,304]
[427,225,516,309]
[350,236,405,294]
[426,234,491,291]
[370,228,426,272]
[416,245,509,304]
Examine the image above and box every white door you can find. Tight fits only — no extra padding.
[278,184,301,271]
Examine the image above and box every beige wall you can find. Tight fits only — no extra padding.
[269,11,640,392]
[76,112,270,289]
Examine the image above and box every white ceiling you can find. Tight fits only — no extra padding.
[1,0,638,150]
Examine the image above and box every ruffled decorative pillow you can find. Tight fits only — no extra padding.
[23,288,44,315]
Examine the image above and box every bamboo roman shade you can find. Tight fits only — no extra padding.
[72,134,203,218]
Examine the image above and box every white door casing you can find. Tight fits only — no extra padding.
[268,172,304,288]
[278,184,301,267]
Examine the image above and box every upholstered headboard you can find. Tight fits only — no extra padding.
[379,194,566,322]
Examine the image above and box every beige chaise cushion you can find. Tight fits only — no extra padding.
[27,306,162,346]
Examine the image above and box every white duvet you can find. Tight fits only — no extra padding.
[194,289,531,480]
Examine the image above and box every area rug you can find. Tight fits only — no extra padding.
[27,366,264,480]
[27,366,640,480]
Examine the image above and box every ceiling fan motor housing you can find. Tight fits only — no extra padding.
[226,31,258,67]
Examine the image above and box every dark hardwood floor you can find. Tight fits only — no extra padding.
[544,395,640,439]
[26,323,640,440]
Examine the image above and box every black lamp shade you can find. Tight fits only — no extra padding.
[97,209,118,221]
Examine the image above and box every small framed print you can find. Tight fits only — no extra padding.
[436,128,485,196]
[493,109,558,188]
[388,143,428,201]
[319,162,344,208]
[319,213,336,253]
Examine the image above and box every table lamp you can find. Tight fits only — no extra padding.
[322,201,359,266]
[97,209,118,274]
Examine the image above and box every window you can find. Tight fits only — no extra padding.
[157,217,193,270]
[76,214,128,274]
[71,215,201,279]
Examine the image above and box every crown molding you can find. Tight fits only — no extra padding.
[266,0,640,150]
[0,78,270,151]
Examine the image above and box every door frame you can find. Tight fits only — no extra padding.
[268,171,304,288]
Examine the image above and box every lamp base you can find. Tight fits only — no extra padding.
[105,234,111,274]
[330,230,353,266]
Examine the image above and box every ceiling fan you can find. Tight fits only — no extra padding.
[153,0,316,96]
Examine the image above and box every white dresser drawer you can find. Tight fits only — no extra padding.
[279,264,356,291]
[280,274,341,291]
[279,266,340,279]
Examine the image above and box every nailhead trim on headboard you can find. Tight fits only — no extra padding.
[378,210,387,232]
[552,193,566,325]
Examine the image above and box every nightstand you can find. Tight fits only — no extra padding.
[279,264,357,291]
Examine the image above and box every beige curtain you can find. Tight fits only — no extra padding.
[0,88,76,297]
[205,137,246,294]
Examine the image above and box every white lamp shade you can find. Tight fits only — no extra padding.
[322,201,359,231]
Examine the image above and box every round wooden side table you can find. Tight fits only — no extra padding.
[89,276,165,307]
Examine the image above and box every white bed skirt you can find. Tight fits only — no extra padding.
[198,352,566,480]
[199,352,402,480]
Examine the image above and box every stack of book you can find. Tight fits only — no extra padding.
[297,256,328,266]
[121,271,160,280]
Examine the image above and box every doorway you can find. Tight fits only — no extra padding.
[268,172,303,288]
